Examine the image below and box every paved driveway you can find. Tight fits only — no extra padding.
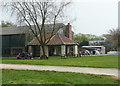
[1,64,119,78]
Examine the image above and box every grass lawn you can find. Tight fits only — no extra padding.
[1,55,118,68]
[2,69,119,84]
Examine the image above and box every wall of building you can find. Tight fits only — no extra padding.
[1,34,25,57]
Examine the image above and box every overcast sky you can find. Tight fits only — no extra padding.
[68,0,119,36]
[0,0,119,36]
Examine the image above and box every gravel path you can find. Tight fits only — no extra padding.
[1,63,119,78]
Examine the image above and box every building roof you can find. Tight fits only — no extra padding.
[0,23,65,35]
[0,26,28,35]
[28,33,77,45]
[89,40,105,43]
[82,46,105,48]
[89,38,106,43]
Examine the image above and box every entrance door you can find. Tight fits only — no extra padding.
[48,46,54,56]
[33,46,40,57]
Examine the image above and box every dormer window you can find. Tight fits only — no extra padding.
[58,28,63,35]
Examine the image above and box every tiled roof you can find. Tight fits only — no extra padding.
[28,33,76,45]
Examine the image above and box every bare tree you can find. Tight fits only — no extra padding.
[4,0,71,58]
[109,28,120,50]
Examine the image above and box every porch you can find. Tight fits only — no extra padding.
[28,33,78,57]
[28,44,78,57]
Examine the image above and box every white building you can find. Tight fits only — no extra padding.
[82,46,106,54]
[89,37,106,46]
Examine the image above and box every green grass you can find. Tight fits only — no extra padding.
[2,69,119,84]
[1,55,118,68]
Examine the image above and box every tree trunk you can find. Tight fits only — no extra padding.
[41,45,48,59]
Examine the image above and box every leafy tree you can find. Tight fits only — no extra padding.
[0,21,14,27]
[79,41,89,48]
[74,33,101,42]
[74,33,102,48]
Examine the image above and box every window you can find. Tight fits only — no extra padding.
[11,47,24,56]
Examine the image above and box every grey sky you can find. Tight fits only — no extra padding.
[0,0,119,36]
[68,0,118,36]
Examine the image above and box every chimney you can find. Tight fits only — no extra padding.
[66,23,72,40]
